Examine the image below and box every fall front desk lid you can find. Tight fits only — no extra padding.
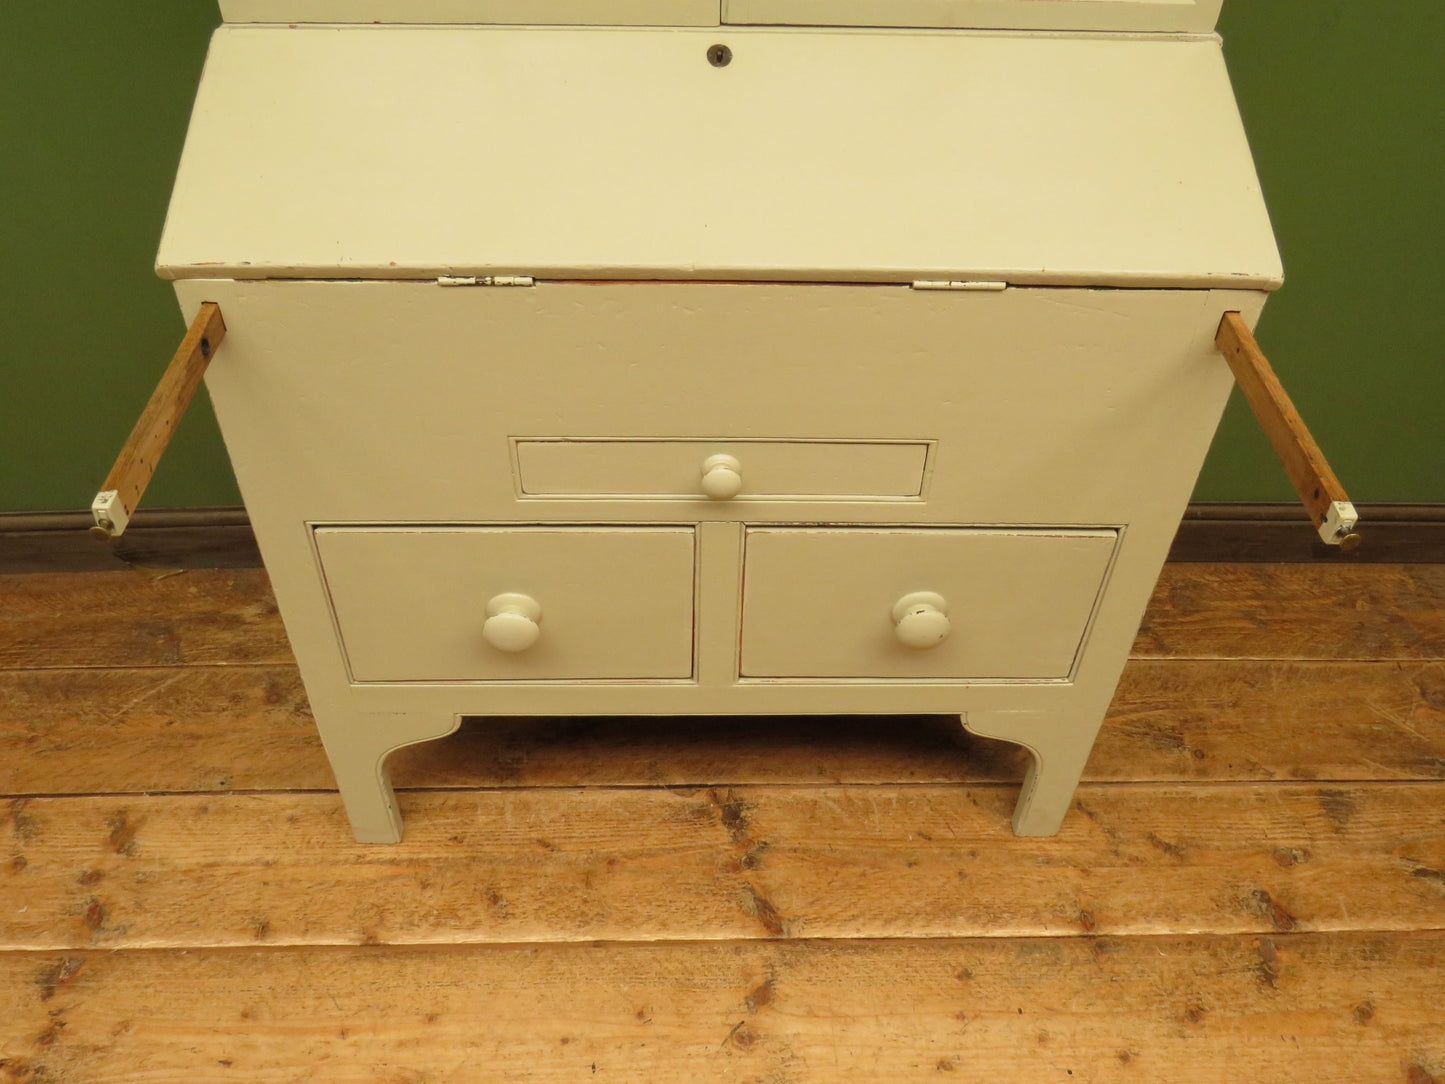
[158,22,1278,288]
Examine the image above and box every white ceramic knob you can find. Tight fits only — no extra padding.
[891,591,951,650]
[700,453,744,501]
[483,592,542,653]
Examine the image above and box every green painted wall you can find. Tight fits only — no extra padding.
[1,2,238,513]
[1205,1,1445,501]
[2,1,1441,514]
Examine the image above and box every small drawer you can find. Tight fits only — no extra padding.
[514,439,931,501]
[316,526,696,682]
[739,527,1116,681]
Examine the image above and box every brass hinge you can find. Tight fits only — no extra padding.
[911,280,1009,292]
[436,275,535,287]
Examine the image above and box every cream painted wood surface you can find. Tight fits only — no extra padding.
[163,7,1280,843]
[316,527,697,681]
[515,439,930,500]
[159,27,1279,288]
[725,0,1222,32]
[177,277,1263,840]
[739,528,1116,680]
[220,0,1222,30]
[221,0,722,24]
[182,281,1239,527]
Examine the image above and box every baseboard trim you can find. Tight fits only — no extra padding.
[1167,503,1445,563]
[1,504,1442,573]
[0,508,262,573]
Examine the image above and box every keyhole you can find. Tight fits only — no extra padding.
[707,43,732,68]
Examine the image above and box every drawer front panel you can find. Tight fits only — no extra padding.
[515,439,930,500]
[739,527,1116,680]
[316,526,696,682]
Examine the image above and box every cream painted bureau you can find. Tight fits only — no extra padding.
[141,0,1291,842]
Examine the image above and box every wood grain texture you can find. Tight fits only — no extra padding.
[4,561,1443,674]
[0,569,287,670]
[97,304,226,525]
[0,667,320,794]
[1,933,1441,1084]
[3,661,1442,795]
[159,31,1280,286]
[2,565,1444,1081]
[1136,563,1445,660]
[4,783,1443,950]
[1216,312,1350,535]
[1095,660,1445,782]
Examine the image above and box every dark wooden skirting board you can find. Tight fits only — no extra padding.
[1170,503,1445,563]
[0,509,262,572]
[2,504,1443,572]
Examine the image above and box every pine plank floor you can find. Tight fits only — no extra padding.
[1,563,1443,1082]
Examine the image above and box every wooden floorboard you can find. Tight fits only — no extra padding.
[2,660,1442,795]
[4,563,1445,672]
[4,783,1443,951]
[2,561,1443,1081]
[0,568,287,670]
[1135,563,1445,661]
[2,933,1442,1084]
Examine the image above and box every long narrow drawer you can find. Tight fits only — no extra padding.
[739,527,1117,681]
[515,439,930,500]
[316,526,696,682]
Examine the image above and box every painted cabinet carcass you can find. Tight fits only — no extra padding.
[157,0,1280,841]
